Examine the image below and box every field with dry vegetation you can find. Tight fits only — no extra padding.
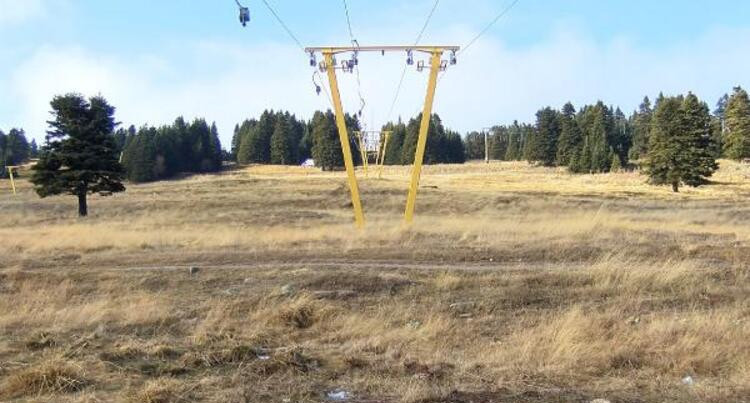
[2,161,750,402]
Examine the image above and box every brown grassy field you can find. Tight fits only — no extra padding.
[1,161,750,402]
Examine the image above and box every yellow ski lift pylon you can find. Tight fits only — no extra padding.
[306,45,459,228]
[5,166,20,195]
[377,131,392,180]
[354,131,369,177]
[354,130,392,178]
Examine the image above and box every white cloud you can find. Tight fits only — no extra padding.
[8,24,750,148]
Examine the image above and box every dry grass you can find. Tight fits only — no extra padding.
[1,161,750,402]
[1,358,89,399]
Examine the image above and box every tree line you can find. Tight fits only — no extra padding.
[118,117,223,183]
[0,128,37,177]
[466,86,750,191]
[231,110,465,169]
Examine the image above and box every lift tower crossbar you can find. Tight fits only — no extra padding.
[306,45,459,228]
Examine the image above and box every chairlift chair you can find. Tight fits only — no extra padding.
[239,6,250,26]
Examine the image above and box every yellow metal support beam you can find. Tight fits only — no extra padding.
[378,131,391,179]
[6,166,18,195]
[404,50,443,225]
[324,52,365,229]
[355,131,369,177]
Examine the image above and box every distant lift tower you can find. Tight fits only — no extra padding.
[305,45,459,228]
[354,130,392,178]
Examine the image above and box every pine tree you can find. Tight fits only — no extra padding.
[30,139,39,158]
[463,131,484,160]
[680,93,718,186]
[629,97,653,161]
[723,87,750,161]
[645,94,717,192]
[527,107,560,166]
[612,107,632,164]
[345,113,362,166]
[2,129,30,168]
[383,121,406,165]
[586,103,613,173]
[446,130,466,163]
[490,127,508,160]
[298,122,313,163]
[610,153,622,172]
[122,126,157,183]
[270,115,293,165]
[236,119,258,164]
[646,96,682,190]
[0,130,6,178]
[245,110,276,163]
[556,102,582,166]
[31,94,125,216]
[209,122,223,170]
[505,122,523,161]
[311,110,341,170]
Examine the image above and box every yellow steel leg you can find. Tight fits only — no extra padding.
[357,132,369,177]
[324,52,365,229]
[378,132,390,179]
[9,168,16,195]
[404,51,442,225]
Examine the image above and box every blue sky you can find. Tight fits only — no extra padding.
[2,0,749,147]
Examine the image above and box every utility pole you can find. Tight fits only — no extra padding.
[306,45,459,228]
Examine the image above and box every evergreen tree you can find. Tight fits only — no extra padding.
[723,86,750,161]
[345,113,363,166]
[445,130,466,163]
[236,119,258,164]
[311,110,341,170]
[556,102,582,166]
[209,122,223,170]
[289,114,305,164]
[400,113,457,164]
[505,122,523,161]
[113,128,127,152]
[0,130,5,178]
[646,94,717,192]
[612,107,632,164]
[271,115,293,164]
[243,110,275,163]
[383,121,406,165]
[579,103,613,173]
[401,114,424,164]
[122,126,157,183]
[490,127,508,160]
[118,118,223,182]
[629,97,653,161]
[464,131,485,160]
[610,153,622,172]
[680,93,718,186]
[527,107,560,166]
[298,122,313,162]
[30,139,39,159]
[231,123,242,160]
[31,94,125,216]
[1,129,31,171]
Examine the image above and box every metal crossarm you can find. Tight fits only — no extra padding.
[305,45,459,55]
